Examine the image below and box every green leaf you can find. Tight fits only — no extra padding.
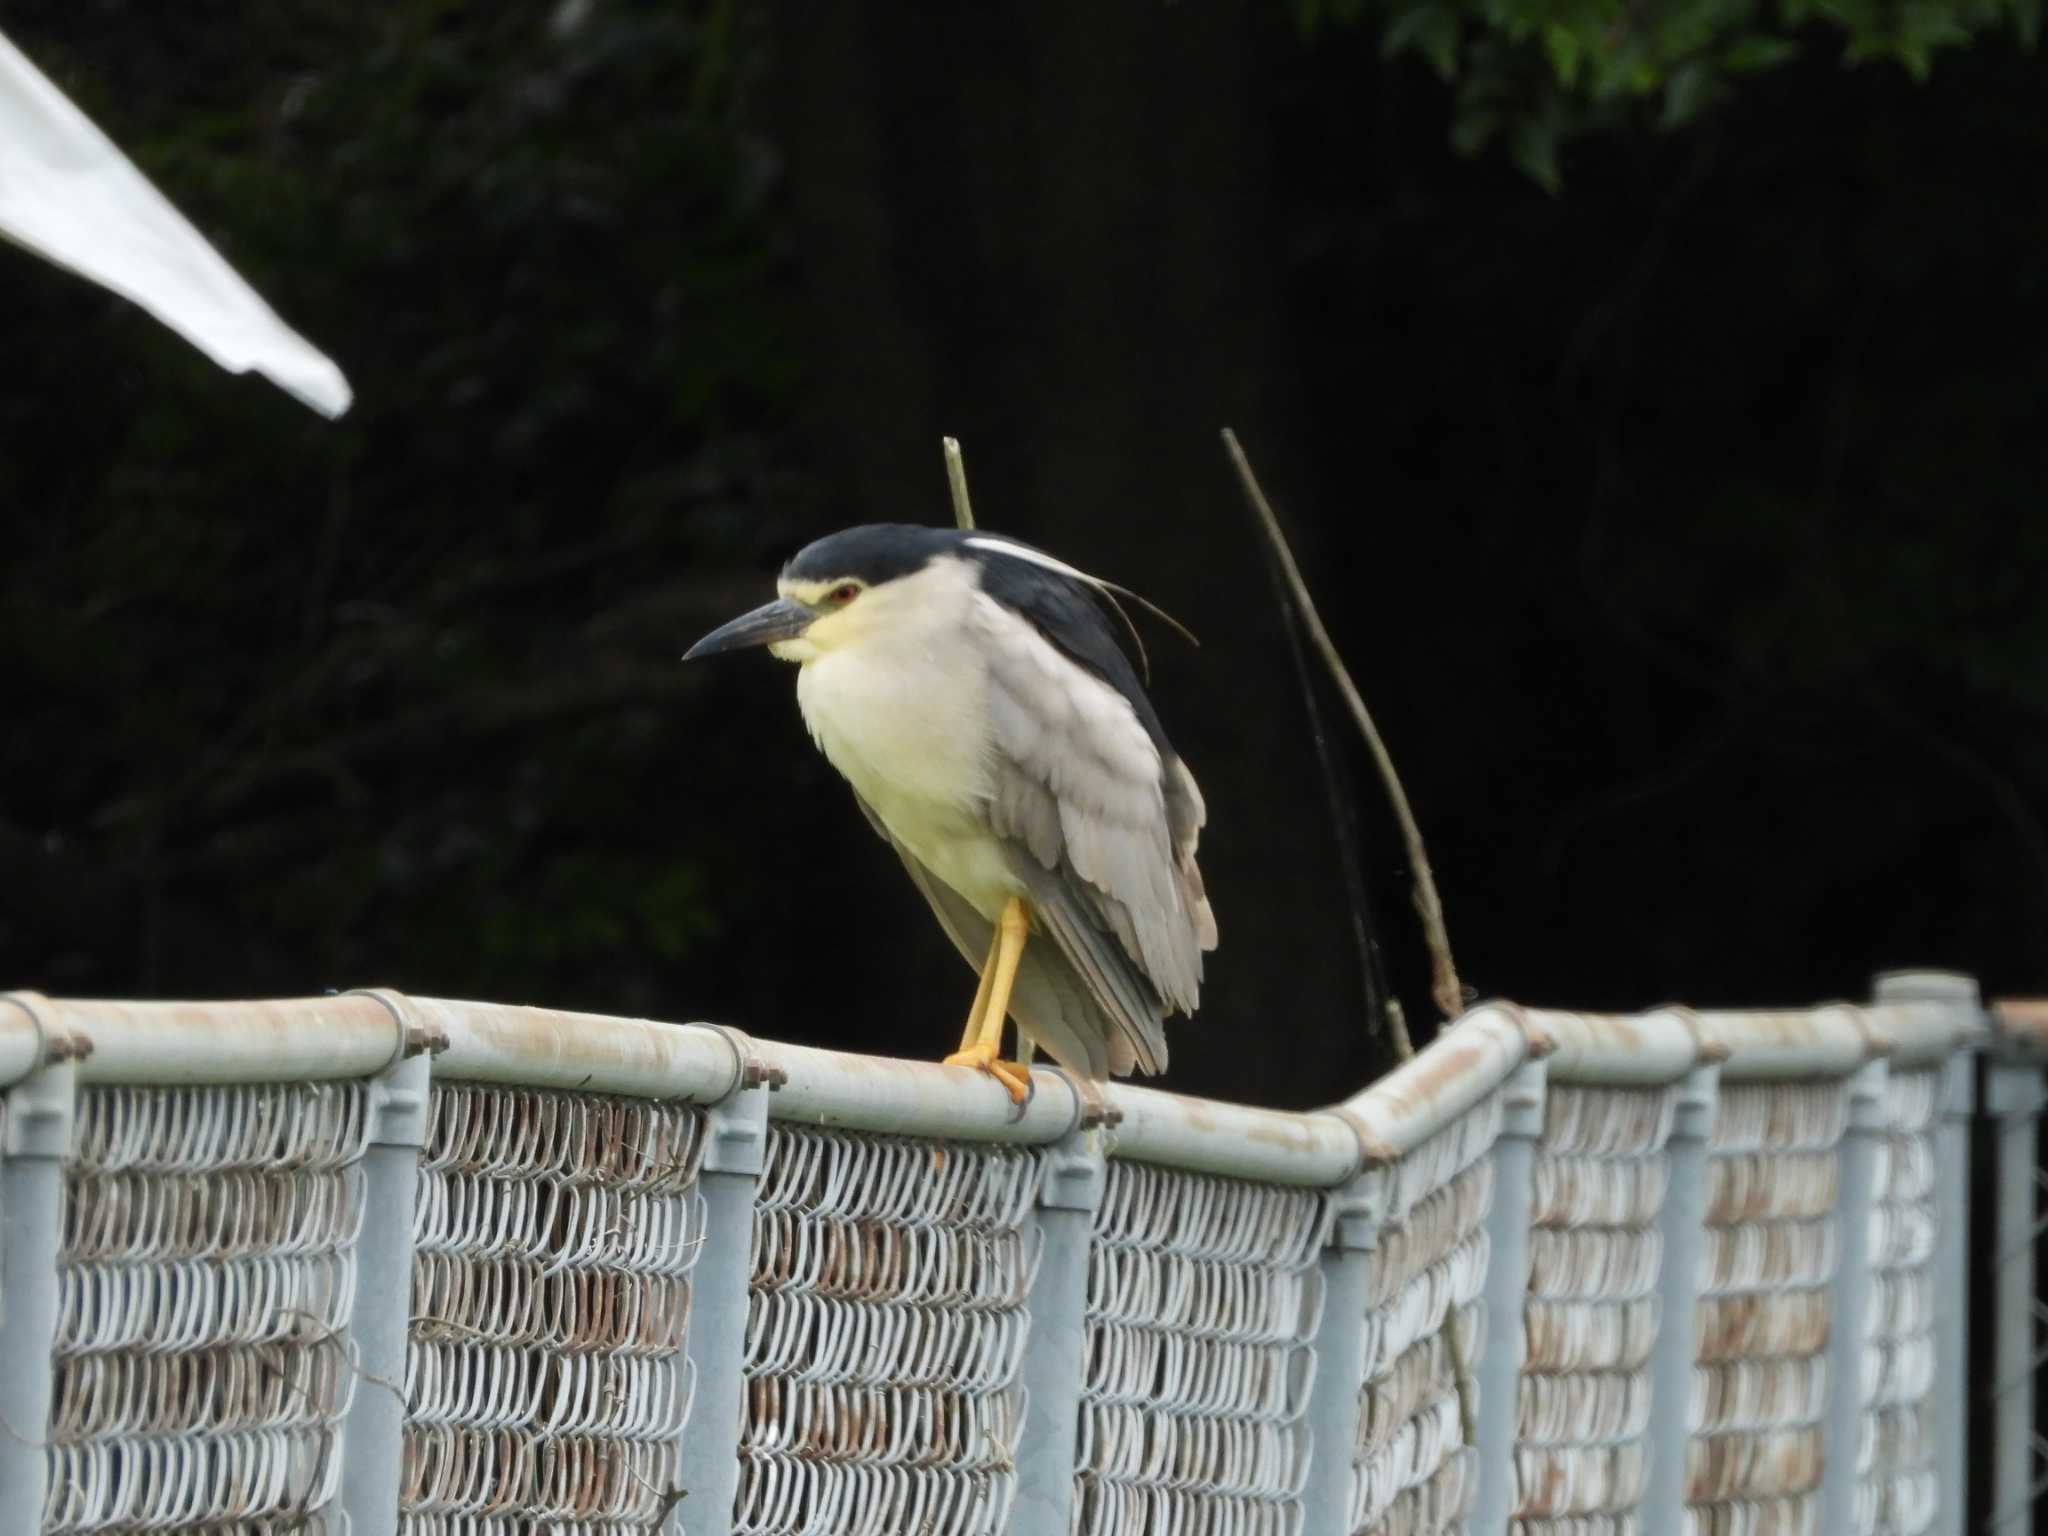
[1659,58,1725,126]
[1543,22,1585,85]
[1721,32,1801,70]
[1383,4,1463,79]
[1316,0,2018,163]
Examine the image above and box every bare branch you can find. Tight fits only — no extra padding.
[1222,426,1473,1446]
[1221,428,1464,1023]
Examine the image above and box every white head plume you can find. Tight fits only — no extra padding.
[965,535,1198,682]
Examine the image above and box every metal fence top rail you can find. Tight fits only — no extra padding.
[0,977,1990,1188]
[1521,1005,1701,1085]
[1993,996,2048,1057]
[1329,1002,1530,1161]
[1522,976,1985,1085]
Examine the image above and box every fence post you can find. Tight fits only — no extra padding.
[336,1006,433,1536]
[1933,1041,1977,1536]
[1470,1057,1546,1536]
[0,1002,74,1536]
[1983,1026,2045,1535]
[1642,1060,1718,1536]
[1300,1172,1382,1534]
[1012,1117,1107,1536]
[1871,969,1981,1536]
[1816,1058,1887,1536]
[676,1059,772,1536]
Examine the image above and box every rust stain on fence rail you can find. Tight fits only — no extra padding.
[1334,1004,1531,1164]
[1993,998,2048,1052]
[1691,1007,1875,1081]
[1524,1005,1702,1085]
[9,993,403,1085]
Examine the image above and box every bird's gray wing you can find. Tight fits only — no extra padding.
[976,598,1217,1077]
[849,789,1117,1078]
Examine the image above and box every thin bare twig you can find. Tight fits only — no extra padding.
[625,1460,690,1531]
[943,436,975,530]
[1221,429,1464,1024]
[1248,460,1394,1044]
[1223,426,1475,1446]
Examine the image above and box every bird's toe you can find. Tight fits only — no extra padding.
[989,1058,1034,1112]
[943,1048,1034,1110]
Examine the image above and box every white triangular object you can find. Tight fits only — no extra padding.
[0,29,352,418]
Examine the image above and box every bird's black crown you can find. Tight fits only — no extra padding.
[782,523,975,587]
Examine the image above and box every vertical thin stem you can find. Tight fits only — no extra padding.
[1249,485,1395,1045]
[1221,429,1465,1023]
[1222,426,1474,1445]
[943,437,975,530]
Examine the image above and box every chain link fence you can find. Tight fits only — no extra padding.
[1983,1000,2047,1536]
[0,975,2026,1536]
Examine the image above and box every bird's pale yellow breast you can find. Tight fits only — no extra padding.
[791,559,1017,914]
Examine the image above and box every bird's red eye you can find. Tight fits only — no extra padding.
[828,583,861,605]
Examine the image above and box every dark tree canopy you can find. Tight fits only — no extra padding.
[1312,0,2040,188]
[2,0,2044,1109]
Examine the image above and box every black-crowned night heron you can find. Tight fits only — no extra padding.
[685,524,1216,1102]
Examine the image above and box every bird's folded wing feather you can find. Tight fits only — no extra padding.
[852,789,1123,1080]
[977,598,1213,1075]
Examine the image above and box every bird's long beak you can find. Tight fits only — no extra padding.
[683,597,814,660]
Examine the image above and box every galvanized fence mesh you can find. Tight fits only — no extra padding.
[1514,1084,1675,1535]
[0,983,2024,1536]
[401,1085,703,1534]
[1983,1001,2047,1536]
[733,1128,1040,1536]
[1350,1087,1502,1536]
[1688,1080,1847,1536]
[1076,1161,1326,1535]
[46,1083,369,1534]
[1860,1068,1941,1536]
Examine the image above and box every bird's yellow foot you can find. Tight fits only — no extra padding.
[941,1047,1034,1105]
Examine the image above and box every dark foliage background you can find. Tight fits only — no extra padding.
[3,0,2045,1110]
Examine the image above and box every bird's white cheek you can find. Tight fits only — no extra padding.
[769,637,818,663]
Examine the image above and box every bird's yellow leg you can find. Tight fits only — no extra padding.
[974,900,1028,1056]
[944,897,1033,1103]
[957,925,1002,1054]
